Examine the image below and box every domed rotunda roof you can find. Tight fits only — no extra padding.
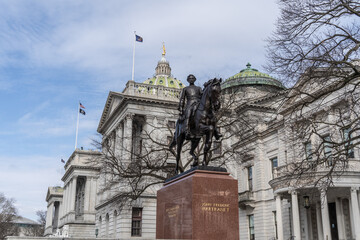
[222,63,285,90]
[143,44,185,89]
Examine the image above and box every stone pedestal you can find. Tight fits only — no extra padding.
[156,167,239,240]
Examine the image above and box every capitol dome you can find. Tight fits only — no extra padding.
[143,44,185,89]
[222,63,285,91]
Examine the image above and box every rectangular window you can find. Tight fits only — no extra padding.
[168,121,176,129]
[248,214,255,240]
[131,208,142,236]
[343,128,354,158]
[248,166,253,191]
[305,142,312,161]
[213,141,222,155]
[324,136,333,166]
[270,157,278,179]
[273,211,278,239]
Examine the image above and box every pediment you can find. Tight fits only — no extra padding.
[97,91,124,133]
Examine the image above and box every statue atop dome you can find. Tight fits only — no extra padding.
[162,42,166,56]
[142,45,185,89]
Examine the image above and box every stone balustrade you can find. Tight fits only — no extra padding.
[273,158,360,179]
[123,81,181,101]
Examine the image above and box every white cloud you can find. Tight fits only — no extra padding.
[0,0,279,88]
[0,0,280,220]
[0,155,64,220]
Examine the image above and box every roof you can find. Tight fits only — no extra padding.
[142,45,185,89]
[46,186,64,201]
[13,217,40,225]
[143,76,184,89]
[222,63,285,90]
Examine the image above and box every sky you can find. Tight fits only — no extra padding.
[0,0,279,221]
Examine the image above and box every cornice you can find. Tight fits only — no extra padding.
[64,149,102,169]
[98,92,178,134]
[95,193,156,210]
[61,165,101,182]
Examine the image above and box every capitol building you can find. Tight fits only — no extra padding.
[43,48,360,240]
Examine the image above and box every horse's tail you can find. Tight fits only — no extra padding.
[169,119,181,150]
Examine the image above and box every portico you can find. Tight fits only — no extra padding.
[273,186,360,240]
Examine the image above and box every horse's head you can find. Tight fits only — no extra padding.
[203,78,222,111]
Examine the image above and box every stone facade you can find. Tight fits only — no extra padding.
[44,52,360,240]
[45,150,101,238]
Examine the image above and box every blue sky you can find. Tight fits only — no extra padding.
[0,0,279,220]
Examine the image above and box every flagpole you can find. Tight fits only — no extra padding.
[75,102,80,150]
[131,31,136,81]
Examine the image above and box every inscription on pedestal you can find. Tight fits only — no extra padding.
[166,205,180,218]
[156,170,239,240]
[201,202,230,212]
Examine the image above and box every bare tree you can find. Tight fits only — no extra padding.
[0,193,18,240]
[91,91,256,206]
[33,210,46,236]
[266,0,360,187]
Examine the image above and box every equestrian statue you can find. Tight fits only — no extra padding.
[169,74,222,174]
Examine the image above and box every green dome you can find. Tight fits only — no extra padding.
[222,63,285,90]
[143,76,185,89]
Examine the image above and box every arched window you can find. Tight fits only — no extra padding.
[105,213,109,237]
[98,216,102,236]
[113,210,118,237]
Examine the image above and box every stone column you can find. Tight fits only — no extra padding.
[90,177,98,211]
[123,114,133,161]
[316,202,324,240]
[335,197,346,239]
[64,183,70,215]
[84,177,90,212]
[70,177,77,212]
[115,124,122,157]
[350,187,360,240]
[306,207,313,240]
[320,189,332,240]
[291,190,301,239]
[65,181,71,215]
[349,198,356,239]
[275,194,284,240]
[65,184,70,216]
[45,202,54,229]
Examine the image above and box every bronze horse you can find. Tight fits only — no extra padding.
[170,78,222,173]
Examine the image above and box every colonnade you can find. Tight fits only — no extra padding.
[275,187,360,240]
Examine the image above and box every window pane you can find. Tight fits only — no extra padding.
[131,208,142,236]
[248,167,253,180]
[271,157,278,168]
[343,128,354,158]
[248,215,255,240]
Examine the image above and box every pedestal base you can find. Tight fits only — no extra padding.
[156,167,239,240]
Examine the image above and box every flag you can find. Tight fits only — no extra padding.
[135,35,143,42]
[80,109,86,115]
[80,103,85,109]
[61,159,65,163]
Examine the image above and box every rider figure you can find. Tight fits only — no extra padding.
[178,74,203,139]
